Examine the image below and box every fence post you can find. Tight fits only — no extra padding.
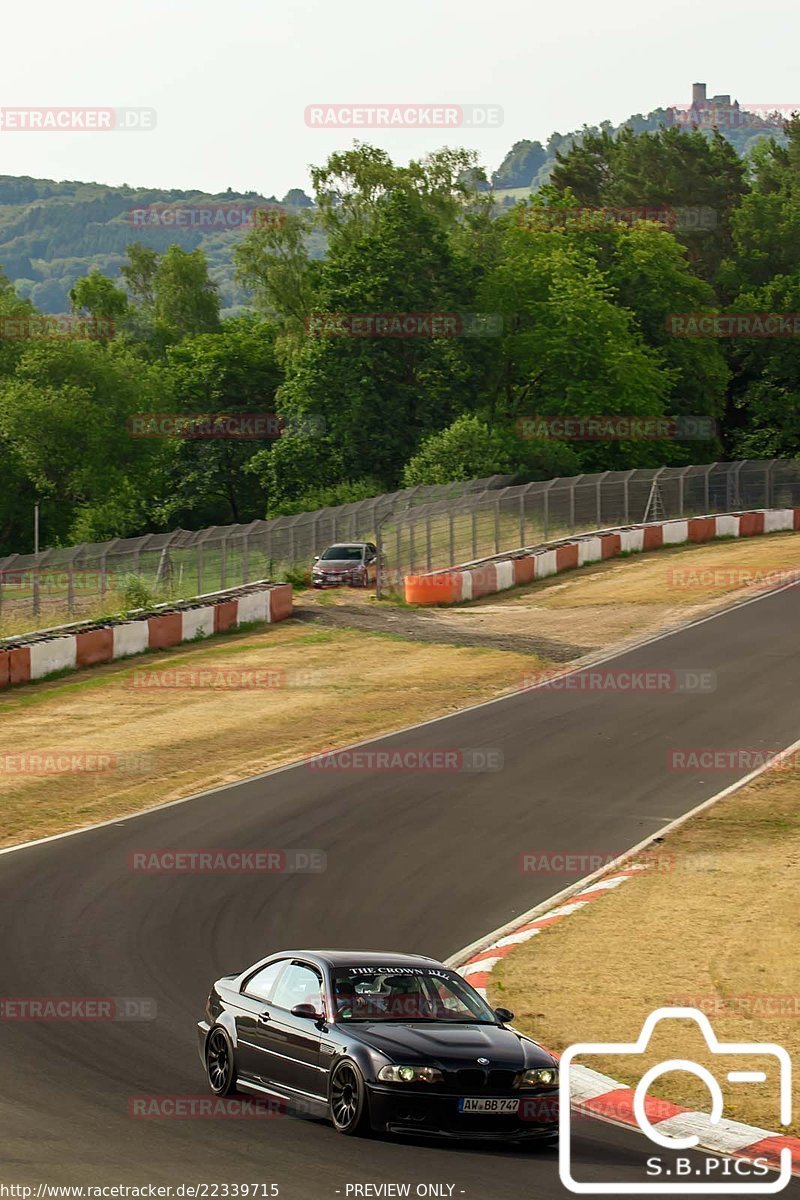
[449,512,455,566]
[471,510,477,560]
[494,502,500,554]
[596,471,609,527]
[426,516,432,571]
[623,470,635,524]
[704,465,711,513]
[197,541,203,594]
[519,492,525,547]
[570,478,582,531]
[409,520,416,575]
[242,534,250,584]
[395,523,402,591]
[67,564,75,615]
[220,534,227,590]
[543,485,549,542]
[766,459,775,508]
[33,567,40,617]
[678,467,691,517]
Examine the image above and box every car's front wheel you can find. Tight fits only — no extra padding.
[205,1027,237,1096]
[330,1060,370,1135]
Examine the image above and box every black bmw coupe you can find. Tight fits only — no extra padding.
[197,950,559,1141]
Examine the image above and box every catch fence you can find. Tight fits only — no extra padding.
[376,460,800,594]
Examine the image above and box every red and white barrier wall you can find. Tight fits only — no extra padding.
[404,508,800,605]
[0,581,292,691]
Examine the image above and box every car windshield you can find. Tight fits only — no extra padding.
[320,545,363,561]
[331,966,497,1023]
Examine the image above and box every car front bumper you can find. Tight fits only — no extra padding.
[365,1084,559,1141]
[312,573,357,588]
[197,1020,211,1067]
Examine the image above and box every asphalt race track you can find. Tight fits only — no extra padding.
[2,585,800,1198]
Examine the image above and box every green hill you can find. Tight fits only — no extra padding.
[0,178,318,313]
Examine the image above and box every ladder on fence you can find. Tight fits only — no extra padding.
[642,479,666,524]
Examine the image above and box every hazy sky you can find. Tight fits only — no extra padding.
[2,0,798,197]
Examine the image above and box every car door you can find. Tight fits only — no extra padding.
[255,960,327,1098]
[234,958,289,1082]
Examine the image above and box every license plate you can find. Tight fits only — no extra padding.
[458,1097,519,1114]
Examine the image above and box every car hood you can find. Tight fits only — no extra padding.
[346,1022,554,1068]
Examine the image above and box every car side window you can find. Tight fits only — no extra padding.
[242,959,287,1003]
[271,962,323,1012]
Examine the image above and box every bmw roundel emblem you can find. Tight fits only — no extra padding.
[477,1057,490,1065]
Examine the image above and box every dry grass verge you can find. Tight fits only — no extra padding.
[0,622,542,848]
[436,531,800,652]
[491,762,800,1133]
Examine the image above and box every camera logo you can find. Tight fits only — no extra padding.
[559,1007,793,1194]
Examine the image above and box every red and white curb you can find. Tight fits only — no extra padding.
[405,507,800,604]
[454,867,800,1176]
[0,580,293,691]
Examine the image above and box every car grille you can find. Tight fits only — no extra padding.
[448,1067,517,1093]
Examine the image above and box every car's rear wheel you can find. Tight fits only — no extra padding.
[330,1060,370,1135]
[205,1027,237,1096]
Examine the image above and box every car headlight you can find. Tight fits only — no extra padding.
[519,1067,558,1088]
[378,1065,444,1084]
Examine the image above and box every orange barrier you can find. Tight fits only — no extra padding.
[556,543,579,571]
[739,512,765,537]
[688,517,716,542]
[9,646,31,685]
[147,612,183,650]
[268,583,293,622]
[76,628,114,668]
[600,533,622,558]
[643,525,663,550]
[213,599,238,633]
[405,573,460,605]
[513,557,535,585]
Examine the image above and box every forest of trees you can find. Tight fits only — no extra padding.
[0,118,799,557]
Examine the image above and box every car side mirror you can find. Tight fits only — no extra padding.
[313,555,320,562]
[291,1003,324,1021]
[494,1007,514,1023]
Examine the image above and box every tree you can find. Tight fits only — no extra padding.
[156,316,283,525]
[69,270,129,323]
